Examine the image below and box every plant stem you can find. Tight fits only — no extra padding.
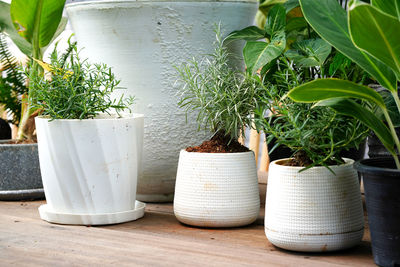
[382,108,400,169]
[17,0,44,140]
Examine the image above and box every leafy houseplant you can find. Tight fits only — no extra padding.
[173,27,261,227]
[34,43,145,225]
[0,0,66,200]
[287,0,400,264]
[228,3,367,251]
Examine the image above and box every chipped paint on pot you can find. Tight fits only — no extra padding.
[66,0,258,202]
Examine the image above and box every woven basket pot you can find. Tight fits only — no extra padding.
[66,0,258,202]
[174,150,260,227]
[265,158,364,252]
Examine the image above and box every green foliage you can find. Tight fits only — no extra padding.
[0,32,27,125]
[255,57,369,168]
[289,0,400,168]
[228,1,371,166]
[29,42,134,120]
[176,27,265,142]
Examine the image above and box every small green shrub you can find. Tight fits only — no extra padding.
[176,26,264,143]
[30,42,134,120]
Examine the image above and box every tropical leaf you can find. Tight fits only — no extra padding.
[0,1,31,55]
[285,38,331,67]
[226,26,266,41]
[287,78,386,108]
[243,31,286,73]
[265,4,286,35]
[349,1,400,77]
[299,0,397,92]
[315,97,396,155]
[371,0,400,18]
[11,0,66,48]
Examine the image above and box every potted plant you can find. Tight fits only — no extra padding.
[228,3,369,251]
[287,0,400,265]
[173,27,261,228]
[0,0,66,200]
[31,41,145,226]
[64,0,258,202]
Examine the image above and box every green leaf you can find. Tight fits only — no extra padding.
[259,0,287,15]
[285,38,332,67]
[371,0,400,18]
[315,97,396,154]
[285,17,307,33]
[284,0,300,12]
[226,26,266,41]
[287,78,386,108]
[0,1,31,55]
[299,0,397,92]
[11,0,66,48]
[349,1,400,77]
[265,4,286,35]
[243,31,286,73]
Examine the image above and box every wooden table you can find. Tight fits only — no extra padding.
[0,200,374,266]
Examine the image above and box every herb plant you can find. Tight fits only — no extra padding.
[228,2,370,168]
[30,42,134,120]
[176,26,264,144]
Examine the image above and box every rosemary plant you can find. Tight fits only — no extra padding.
[255,56,369,168]
[30,42,134,120]
[176,26,264,144]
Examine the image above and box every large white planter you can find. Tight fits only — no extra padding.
[66,0,258,202]
[35,114,145,225]
[265,158,364,252]
[174,150,260,227]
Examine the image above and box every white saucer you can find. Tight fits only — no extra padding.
[38,201,145,225]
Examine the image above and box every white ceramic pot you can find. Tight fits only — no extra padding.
[174,150,260,227]
[35,114,145,225]
[66,0,258,202]
[265,158,364,252]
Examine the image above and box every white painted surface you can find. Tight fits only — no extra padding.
[66,0,258,202]
[35,114,144,225]
[265,158,364,252]
[174,150,260,227]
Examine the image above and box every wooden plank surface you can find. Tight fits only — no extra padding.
[0,200,374,266]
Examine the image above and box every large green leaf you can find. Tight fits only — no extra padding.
[11,0,66,49]
[287,78,386,108]
[0,1,31,55]
[243,31,286,73]
[265,4,286,35]
[349,1,400,77]
[285,38,331,67]
[371,0,400,18]
[315,98,395,154]
[226,26,266,41]
[299,0,397,92]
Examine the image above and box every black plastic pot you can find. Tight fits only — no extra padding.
[355,157,400,267]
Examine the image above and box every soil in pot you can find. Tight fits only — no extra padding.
[186,132,249,153]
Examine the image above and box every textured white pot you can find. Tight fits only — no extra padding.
[265,158,364,252]
[174,150,260,227]
[66,0,258,202]
[35,114,145,225]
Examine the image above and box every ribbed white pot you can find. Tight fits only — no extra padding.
[66,0,258,202]
[174,150,260,227]
[35,114,145,225]
[265,158,364,252]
